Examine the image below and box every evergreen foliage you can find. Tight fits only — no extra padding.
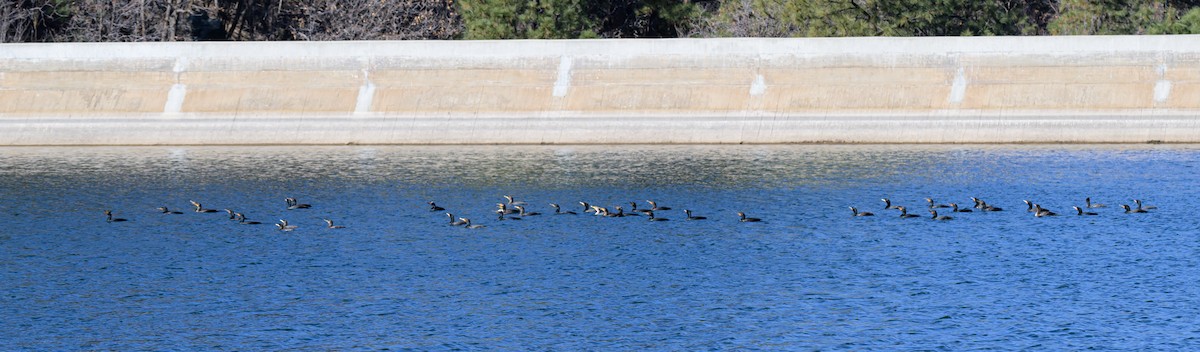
[1049,0,1200,35]
[688,0,1057,36]
[459,0,706,39]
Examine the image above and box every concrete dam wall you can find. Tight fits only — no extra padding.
[2,36,1199,145]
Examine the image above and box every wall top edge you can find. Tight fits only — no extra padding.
[3,36,1200,60]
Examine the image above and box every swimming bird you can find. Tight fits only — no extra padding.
[104,210,127,222]
[1133,199,1157,210]
[495,203,519,215]
[580,201,594,214]
[684,209,708,220]
[1072,206,1098,216]
[190,201,219,213]
[646,210,668,221]
[626,201,640,213]
[1122,204,1148,213]
[285,197,311,210]
[926,198,951,208]
[980,201,1003,212]
[461,218,486,229]
[550,203,577,215]
[515,205,540,217]
[234,213,261,224]
[1085,197,1106,208]
[849,207,874,217]
[896,206,920,218]
[495,204,522,220]
[276,219,298,231]
[737,212,762,222]
[929,210,952,220]
[969,198,1003,211]
[447,213,468,226]
[1033,204,1057,217]
[950,203,972,213]
[323,219,345,229]
[1023,200,1035,212]
[882,198,902,210]
[157,206,183,215]
[428,201,445,211]
[504,195,527,206]
[224,209,237,220]
[647,200,671,211]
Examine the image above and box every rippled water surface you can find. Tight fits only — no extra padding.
[2,145,1199,350]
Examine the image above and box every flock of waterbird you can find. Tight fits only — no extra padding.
[103,194,1156,229]
[102,195,766,231]
[438,195,762,229]
[854,197,1156,220]
[103,198,347,231]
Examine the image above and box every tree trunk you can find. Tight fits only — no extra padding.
[140,0,146,39]
[166,0,177,41]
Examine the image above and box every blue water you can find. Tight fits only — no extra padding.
[1,145,1198,350]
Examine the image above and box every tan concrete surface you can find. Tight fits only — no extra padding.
[1,36,1199,144]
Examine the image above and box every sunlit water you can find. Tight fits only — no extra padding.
[1,145,1198,350]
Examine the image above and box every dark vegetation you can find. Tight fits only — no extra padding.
[4,0,1200,43]
[1,0,462,42]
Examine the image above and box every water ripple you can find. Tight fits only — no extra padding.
[1,145,1199,350]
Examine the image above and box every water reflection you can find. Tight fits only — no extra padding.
[1,145,1198,350]
[2,145,1167,187]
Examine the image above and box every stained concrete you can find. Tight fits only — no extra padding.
[2,36,1199,145]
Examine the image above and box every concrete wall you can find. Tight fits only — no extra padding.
[2,36,1199,145]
